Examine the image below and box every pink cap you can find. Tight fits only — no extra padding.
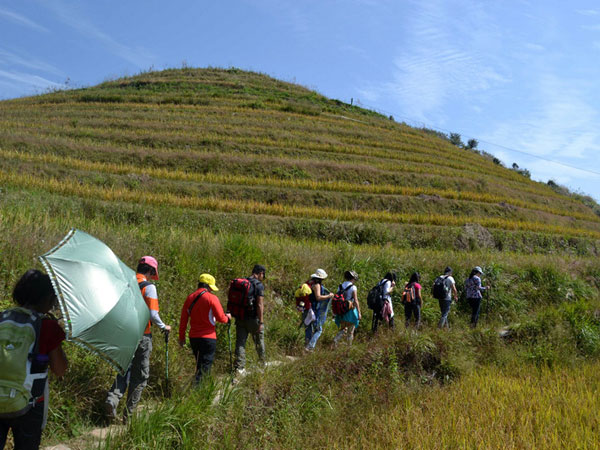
[139,255,159,280]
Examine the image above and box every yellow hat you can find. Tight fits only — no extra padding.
[199,273,219,291]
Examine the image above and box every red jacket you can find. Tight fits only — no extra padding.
[179,288,229,341]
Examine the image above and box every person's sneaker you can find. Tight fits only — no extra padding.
[236,368,247,377]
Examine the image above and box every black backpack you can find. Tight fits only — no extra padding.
[367,280,386,313]
[432,275,450,300]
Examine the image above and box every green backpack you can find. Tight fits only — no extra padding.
[0,307,48,418]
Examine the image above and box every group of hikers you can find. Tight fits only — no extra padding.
[296,265,489,352]
[0,257,489,449]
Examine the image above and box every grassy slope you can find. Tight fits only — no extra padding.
[1,67,600,448]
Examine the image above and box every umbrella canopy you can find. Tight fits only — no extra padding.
[39,229,149,374]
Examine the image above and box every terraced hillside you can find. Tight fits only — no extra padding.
[2,68,600,449]
[2,68,600,254]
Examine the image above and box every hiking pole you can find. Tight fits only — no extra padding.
[164,329,170,398]
[227,321,233,379]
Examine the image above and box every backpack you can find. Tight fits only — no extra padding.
[432,276,450,300]
[402,283,416,304]
[294,280,314,312]
[367,280,386,312]
[0,307,49,419]
[331,284,354,316]
[226,278,254,320]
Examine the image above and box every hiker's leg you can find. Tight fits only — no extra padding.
[304,310,313,347]
[234,320,250,371]
[195,338,217,382]
[8,400,44,450]
[125,335,152,415]
[308,301,328,349]
[404,303,412,327]
[249,318,266,366]
[389,315,395,329]
[333,322,347,344]
[0,419,8,449]
[438,299,450,328]
[190,337,203,384]
[415,302,422,328]
[469,298,481,327]
[347,324,356,344]
[105,364,131,417]
[371,312,378,333]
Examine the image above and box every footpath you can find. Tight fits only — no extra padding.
[42,356,298,450]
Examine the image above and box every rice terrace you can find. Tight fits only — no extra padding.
[1,67,600,449]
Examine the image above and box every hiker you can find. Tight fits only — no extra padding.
[105,256,171,422]
[333,270,361,345]
[465,266,489,328]
[0,269,68,450]
[371,272,397,332]
[232,264,266,376]
[179,274,231,384]
[433,266,458,329]
[403,272,422,328]
[304,269,334,352]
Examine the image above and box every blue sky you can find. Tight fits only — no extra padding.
[1,0,599,201]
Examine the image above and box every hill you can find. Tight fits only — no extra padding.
[1,68,600,448]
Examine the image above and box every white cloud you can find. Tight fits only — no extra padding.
[42,2,153,68]
[576,9,600,16]
[368,0,509,121]
[0,7,48,32]
[524,43,546,52]
[0,69,62,95]
[0,48,63,76]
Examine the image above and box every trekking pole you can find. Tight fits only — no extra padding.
[227,321,233,379]
[164,329,170,398]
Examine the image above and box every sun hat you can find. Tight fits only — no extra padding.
[311,268,328,280]
[345,270,359,280]
[139,256,159,280]
[198,273,219,291]
[444,266,453,274]
[473,266,484,275]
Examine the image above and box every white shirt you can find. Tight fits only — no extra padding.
[341,281,357,301]
[382,279,394,317]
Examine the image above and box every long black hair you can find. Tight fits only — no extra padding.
[468,269,479,279]
[408,272,420,284]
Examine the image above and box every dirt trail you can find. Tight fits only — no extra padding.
[43,356,299,449]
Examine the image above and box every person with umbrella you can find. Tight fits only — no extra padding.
[105,256,171,422]
[0,269,68,450]
[178,273,231,384]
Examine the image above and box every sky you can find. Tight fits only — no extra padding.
[1,0,599,201]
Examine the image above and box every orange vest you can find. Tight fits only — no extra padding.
[137,273,159,335]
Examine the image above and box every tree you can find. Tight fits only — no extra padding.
[466,138,478,150]
[449,133,463,148]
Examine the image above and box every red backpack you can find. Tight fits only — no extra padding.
[227,278,253,319]
[331,283,354,316]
